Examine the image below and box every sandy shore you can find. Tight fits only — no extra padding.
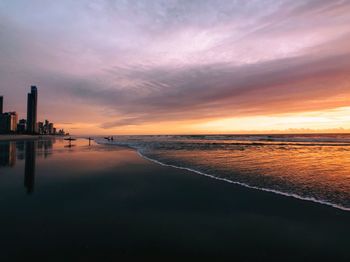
[0,134,40,141]
[0,134,67,141]
[0,140,349,261]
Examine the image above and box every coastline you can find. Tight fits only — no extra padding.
[0,134,67,141]
[98,140,350,212]
[0,134,40,141]
[0,139,350,260]
[137,150,350,212]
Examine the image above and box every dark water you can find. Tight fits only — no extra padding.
[98,134,350,211]
[1,138,350,261]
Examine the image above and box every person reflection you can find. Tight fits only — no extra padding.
[24,141,36,194]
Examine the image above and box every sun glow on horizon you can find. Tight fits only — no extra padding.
[192,106,350,134]
[57,106,350,136]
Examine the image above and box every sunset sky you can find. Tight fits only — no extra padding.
[0,0,349,135]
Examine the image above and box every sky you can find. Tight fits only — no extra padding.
[0,0,349,135]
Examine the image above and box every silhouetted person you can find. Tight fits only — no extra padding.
[24,141,36,194]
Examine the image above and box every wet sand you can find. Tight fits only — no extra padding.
[0,139,349,261]
[0,134,67,141]
[0,134,39,141]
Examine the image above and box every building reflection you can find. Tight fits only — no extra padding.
[37,138,54,158]
[0,139,56,194]
[16,141,25,160]
[0,141,16,167]
[24,141,36,194]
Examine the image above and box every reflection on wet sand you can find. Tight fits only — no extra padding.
[0,138,137,195]
[0,141,16,167]
[64,144,76,148]
[24,141,36,194]
[37,139,54,158]
[0,137,349,261]
[0,139,56,194]
[16,141,25,160]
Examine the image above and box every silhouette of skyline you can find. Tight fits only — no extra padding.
[0,86,67,135]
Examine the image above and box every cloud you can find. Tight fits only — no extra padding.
[0,0,349,131]
[75,51,350,128]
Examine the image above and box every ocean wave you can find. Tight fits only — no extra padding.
[95,137,350,212]
[201,134,350,143]
[136,151,350,212]
[95,135,350,148]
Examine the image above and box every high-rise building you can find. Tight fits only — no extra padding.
[0,112,18,133]
[0,96,3,114]
[38,122,44,134]
[48,123,54,134]
[27,86,38,134]
[0,96,3,130]
[17,119,27,133]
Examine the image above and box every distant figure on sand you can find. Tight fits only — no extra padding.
[64,137,77,146]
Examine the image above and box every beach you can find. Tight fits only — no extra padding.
[0,138,349,261]
[0,134,68,141]
[0,134,40,141]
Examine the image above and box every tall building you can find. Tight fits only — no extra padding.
[48,123,54,134]
[17,119,27,133]
[0,96,3,114]
[38,122,44,134]
[0,96,3,131]
[0,112,18,133]
[38,119,56,135]
[27,86,38,134]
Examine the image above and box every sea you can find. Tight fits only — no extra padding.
[97,134,350,211]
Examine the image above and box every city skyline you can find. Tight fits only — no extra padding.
[0,86,67,135]
[0,1,349,135]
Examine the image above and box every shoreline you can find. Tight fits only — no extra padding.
[137,150,350,212]
[0,134,40,141]
[0,134,67,141]
[98,140,350,213]
[1,138,350,260]
[96,143,350,260]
